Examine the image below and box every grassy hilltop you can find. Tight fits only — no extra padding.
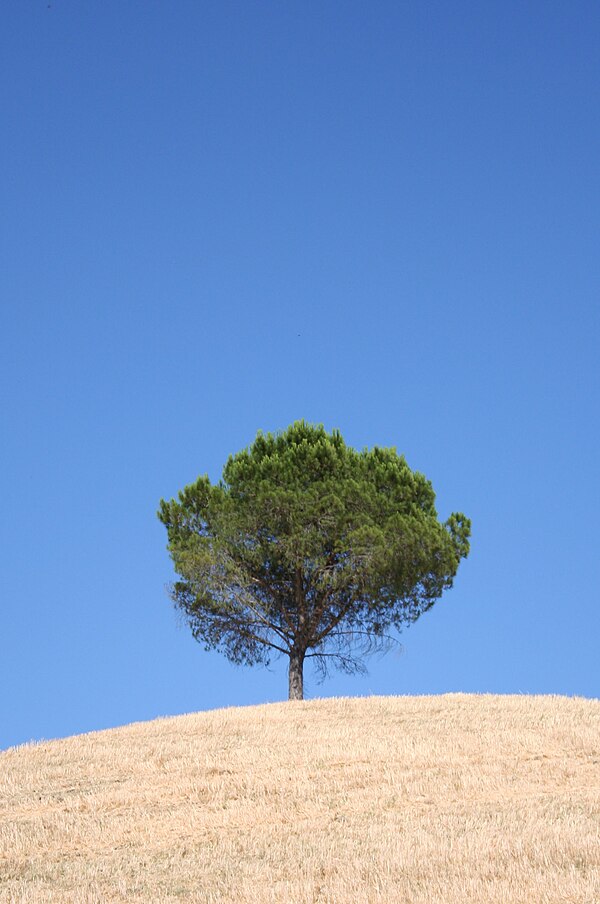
[1,694,599,903]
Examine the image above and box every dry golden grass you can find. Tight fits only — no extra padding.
[1,694,599,903]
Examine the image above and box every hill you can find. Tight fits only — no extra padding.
[1,694,599,903]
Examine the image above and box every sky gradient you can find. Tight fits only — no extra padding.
[1,1,599,749]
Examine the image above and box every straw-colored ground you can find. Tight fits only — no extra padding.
[1,694,599,903]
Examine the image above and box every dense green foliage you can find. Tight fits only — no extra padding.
[158,422,471,698]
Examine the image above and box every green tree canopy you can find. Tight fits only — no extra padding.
[158,422,471,699]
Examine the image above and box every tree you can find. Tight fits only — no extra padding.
[158,422,471,700]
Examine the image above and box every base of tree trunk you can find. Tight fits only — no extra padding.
[288,652,304,700]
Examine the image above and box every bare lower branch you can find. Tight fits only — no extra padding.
[234,627,289,656]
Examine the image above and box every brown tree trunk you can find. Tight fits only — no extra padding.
[288,649,305,700]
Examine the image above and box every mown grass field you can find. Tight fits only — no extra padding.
[1,694,599,903]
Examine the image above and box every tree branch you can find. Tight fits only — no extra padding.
[312,596,358,645]
[233,627,289,656]
[244,574,296,640]
[207,565,292,647]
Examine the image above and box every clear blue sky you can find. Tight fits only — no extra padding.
[1,1,598,749]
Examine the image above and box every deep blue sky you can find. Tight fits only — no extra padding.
[1,1,599,749]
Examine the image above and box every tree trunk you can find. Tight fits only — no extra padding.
[288,649,305,700]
